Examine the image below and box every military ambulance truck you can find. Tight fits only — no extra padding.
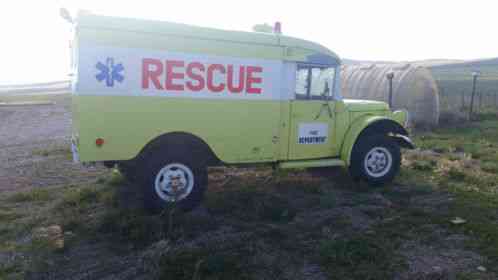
[70,12,414,212]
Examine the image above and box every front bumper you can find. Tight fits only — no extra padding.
[391,134,416,149]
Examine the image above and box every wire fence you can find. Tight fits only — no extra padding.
[439,90,498,112]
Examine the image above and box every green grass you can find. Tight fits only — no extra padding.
[404,112,498,273]
[7,188,52,203]
[319,235,405,280]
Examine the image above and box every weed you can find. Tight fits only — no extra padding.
[206,187,296,223]
[0,210,21,222]
[107,170,127,186]
[97,208,164,246]
[0,262,22,279]
[158,247,253,280]
[32,146,71,157]
[319,235,405,280]
[447,168,466,181]
[481,161,498,174]
[7,188,51,203]
[411,159,436,171]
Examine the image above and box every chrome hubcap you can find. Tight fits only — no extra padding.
[154,163,194,202]
[364,147,392,178]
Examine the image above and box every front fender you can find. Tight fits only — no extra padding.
[340,115,410,165]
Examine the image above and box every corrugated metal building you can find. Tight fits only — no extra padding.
[341,64,440,126]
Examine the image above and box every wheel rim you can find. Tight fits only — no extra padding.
[154,163,194,202]
[363,147,393,178]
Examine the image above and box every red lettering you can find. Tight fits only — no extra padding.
[142,58,163,90]
[226,65,245,93]
[165,60,184,91]
[207,64,226,92]
[186,62,205,91]
[246,66,263,94]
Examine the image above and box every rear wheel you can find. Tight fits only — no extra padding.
[138,149,207,213]
[350,135,401,186]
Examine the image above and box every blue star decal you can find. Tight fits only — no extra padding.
[95,58,124,87]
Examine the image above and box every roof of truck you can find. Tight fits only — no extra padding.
[76,12,340,64]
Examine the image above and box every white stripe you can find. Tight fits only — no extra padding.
[75,45,285,100]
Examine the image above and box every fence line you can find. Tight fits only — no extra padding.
[439,90,498,113]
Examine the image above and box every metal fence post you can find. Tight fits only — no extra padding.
[478,91,482,111]
[469,72,480,120]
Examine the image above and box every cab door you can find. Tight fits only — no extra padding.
[288,64,337,160]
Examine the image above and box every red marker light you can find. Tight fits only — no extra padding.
[96,138,105,147]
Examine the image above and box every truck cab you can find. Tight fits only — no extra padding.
[69,12,414,212]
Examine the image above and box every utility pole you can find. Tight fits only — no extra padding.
[469,71,480,120]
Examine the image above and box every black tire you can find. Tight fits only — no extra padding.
[349,135,401,186]
[137,148,207,213]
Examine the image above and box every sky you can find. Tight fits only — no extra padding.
[0,0,497,84]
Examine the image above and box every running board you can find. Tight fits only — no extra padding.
[278,158,345,169]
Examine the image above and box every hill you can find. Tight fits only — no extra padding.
[429,58,498,96]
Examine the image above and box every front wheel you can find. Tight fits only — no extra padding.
[138,149,207,213]
[349,135,401,186]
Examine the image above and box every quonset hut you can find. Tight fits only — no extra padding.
[341,64,440,126]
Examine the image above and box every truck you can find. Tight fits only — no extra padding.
[69,12,414,213]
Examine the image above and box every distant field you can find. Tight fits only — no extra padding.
[0,81,70,96]
[430,63,498,93]
[429,59,498,111]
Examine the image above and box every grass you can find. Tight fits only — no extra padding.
[32,146,71,158]
[319,235,405,280]
[7,188,52,203]
[0,110,497,279]
[404,111,498,273]
[205,185,297,223]
[157,244,255,280]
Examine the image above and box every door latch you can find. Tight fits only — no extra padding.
[314,103,333,120]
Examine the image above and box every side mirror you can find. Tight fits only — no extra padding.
[60,8,73,24]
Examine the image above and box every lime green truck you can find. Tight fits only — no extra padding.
[70,12,414,212]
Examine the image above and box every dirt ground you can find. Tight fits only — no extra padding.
[0,94,496,279]
[0,94,106,192]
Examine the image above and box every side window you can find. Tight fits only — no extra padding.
[295,65,335,100]
[295,68,309,100]
[310,68,326,100]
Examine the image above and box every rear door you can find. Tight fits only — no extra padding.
[288,64,337,159]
